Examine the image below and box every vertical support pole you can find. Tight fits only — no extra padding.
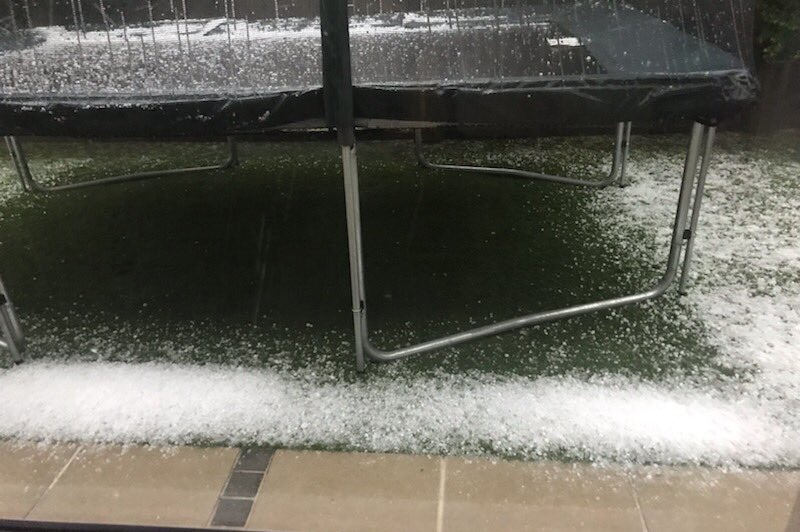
[5,136,23,190]
[619,121,632,186]
[4,136,32,191]
[320,0,364,369]
[341,145,366,370]
[671,122,705,276]
[0,274,25,363]
[610,122,624,181]
[227,136,239,167]
[678,125,715,295]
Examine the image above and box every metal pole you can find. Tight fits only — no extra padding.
[321,0,359,366]
[353,123,706,363]
[619,121,632,186]
[4,137,24,190]
[0,309,24,363]
[0,275,24,350]
[5,136,238,193]
[4,136,33,191]
[0,274,25,363]
[678,126,715,294]
[414,122,628,188]
[341,145,367,370]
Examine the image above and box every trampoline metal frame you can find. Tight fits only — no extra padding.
[0,0,720,368]
[0,274,25,363]
[4,135,239,193]
[414,122,633,187]
[678,126,715,295]
[341,122,714,370]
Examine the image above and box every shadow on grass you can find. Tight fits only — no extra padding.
[0,136,735,384]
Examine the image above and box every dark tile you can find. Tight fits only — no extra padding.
[211,498,253,528]
[235,448,275,472]
[223,471,264,498]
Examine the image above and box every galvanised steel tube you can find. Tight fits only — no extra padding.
[4,136,238,193]
[4,136,30,192]
[0,274,25,363]
[0,308,23,363]
[414,122,630,188]
[679,126,716,294]
[357,122,707,363]
[341,145,368,371]
[619,121,632,186]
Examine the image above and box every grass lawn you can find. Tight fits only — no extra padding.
[0,129,797,466]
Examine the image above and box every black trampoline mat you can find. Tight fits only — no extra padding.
[0,5,757,136]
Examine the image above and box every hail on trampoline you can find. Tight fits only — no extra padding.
[1,6,588,96]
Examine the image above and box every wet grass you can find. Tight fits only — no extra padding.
[0,134,736,385]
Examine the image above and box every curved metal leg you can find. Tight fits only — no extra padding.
[342,123,707,367]
[414,122,632,188]
[5,135,239,193]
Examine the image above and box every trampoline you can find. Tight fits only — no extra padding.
[0,0,757,368]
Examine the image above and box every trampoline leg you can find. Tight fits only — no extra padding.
[341,144,367,371]
[618,121,632,187]
[227,136,240,167]
[413,122,630,188]
[678,126,716,295]
[345,122,705,366]
[5,136,34,192]
[0,273,25,363]
[4,135,239,193]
